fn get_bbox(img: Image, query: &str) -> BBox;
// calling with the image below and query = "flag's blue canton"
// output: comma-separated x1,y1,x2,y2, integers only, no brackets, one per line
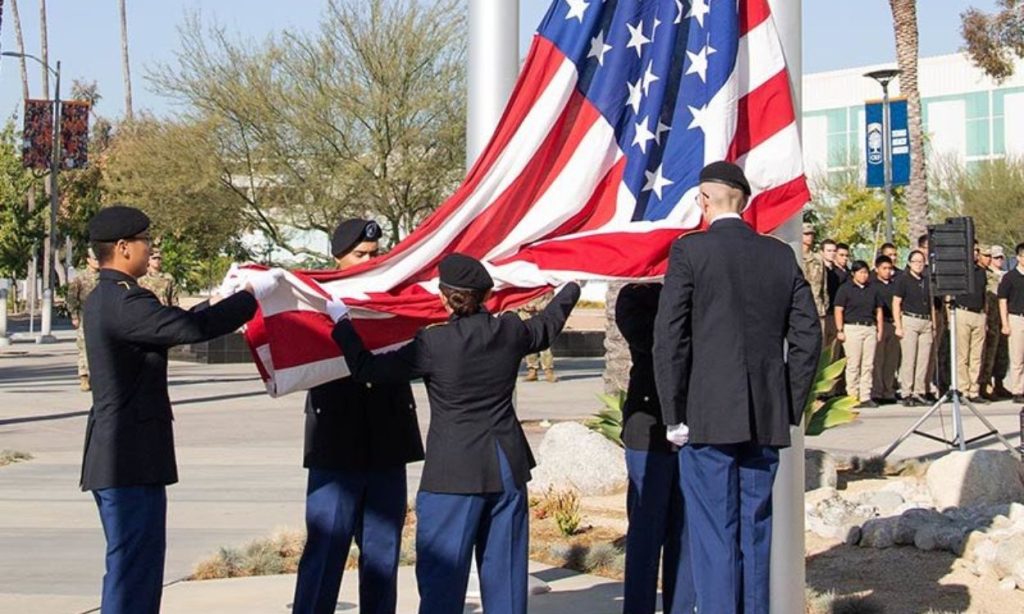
537,0,740,221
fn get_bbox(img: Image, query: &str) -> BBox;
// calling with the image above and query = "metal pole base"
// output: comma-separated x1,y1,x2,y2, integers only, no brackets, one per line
35,334,57,344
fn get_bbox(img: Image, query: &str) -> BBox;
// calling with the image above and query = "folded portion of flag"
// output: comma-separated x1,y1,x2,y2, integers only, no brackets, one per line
234,0,809,397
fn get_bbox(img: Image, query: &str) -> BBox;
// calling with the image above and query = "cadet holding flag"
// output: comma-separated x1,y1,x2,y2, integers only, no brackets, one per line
79,205,279,614
328,253,580,614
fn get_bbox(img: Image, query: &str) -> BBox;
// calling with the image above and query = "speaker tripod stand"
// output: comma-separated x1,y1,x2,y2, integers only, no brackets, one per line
881,297,1020,459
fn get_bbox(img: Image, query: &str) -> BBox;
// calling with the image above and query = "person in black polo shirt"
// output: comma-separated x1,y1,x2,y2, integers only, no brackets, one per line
954,245,990,403
834,260,884,407
998,242,1024,403
872,256,900,403
893,250,934,406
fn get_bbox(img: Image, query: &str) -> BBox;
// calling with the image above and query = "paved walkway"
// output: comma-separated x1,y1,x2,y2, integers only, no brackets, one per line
2,325,1021,612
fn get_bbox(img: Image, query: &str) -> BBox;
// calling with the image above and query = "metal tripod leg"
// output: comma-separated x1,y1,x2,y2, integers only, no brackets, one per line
959,396,1020,456
881,391,952,459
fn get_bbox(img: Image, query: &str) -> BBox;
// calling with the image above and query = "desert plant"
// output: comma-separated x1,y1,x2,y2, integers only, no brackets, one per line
550,489,583,537
190,528,305,580
804,351,860,436
583,542,621,572
586,391,625,447
0,450,32,467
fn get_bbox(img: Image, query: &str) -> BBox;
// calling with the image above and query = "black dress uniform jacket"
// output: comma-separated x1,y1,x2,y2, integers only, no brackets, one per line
615,283,671,453
332,283,581,494
652,218,822,447
80,269,258,491
303,376,424,471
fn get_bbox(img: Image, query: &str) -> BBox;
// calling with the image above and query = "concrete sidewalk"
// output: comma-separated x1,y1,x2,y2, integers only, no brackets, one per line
3,328,1023,612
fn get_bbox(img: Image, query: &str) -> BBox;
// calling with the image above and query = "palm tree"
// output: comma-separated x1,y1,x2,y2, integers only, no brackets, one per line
8,0,31,101
39,0,50,99
119,0,134,120
889,0,929,242
603,282,630,395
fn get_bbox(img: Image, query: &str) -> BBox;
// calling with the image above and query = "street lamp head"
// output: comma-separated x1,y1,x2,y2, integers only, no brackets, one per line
864,68,901,86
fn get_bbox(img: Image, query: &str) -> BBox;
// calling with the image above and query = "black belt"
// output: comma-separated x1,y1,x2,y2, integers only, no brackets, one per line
846,320,875,327
957,306,983,314
904,311,930,320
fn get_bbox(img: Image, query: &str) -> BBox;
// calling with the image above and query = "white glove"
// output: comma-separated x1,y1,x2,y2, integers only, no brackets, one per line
215,264,243,297
326,297,350,323
666,423,690,447
248,269,285,302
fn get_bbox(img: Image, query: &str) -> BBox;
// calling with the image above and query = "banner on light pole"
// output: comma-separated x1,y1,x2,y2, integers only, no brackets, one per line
865,98,910,188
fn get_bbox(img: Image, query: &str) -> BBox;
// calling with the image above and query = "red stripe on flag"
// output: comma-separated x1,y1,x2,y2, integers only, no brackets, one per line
743,175,811,233
727,70,795,160
740,0,772,35
505,228,687,279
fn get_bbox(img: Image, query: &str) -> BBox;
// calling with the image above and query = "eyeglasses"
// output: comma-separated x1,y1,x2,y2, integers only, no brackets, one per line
994,255,1005,259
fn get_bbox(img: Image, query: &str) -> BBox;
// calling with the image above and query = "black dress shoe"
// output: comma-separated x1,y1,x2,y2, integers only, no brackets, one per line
913,395,930,406
994,385,1014,400
968,396,989,405
923,393,939,403
901,398,919,408
858,400,879,408
1013,395,1024,404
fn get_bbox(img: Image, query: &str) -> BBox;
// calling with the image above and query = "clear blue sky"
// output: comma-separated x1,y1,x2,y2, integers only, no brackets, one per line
0,0,1001,121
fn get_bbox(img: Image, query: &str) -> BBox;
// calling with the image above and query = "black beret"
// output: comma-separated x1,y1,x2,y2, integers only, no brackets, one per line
87,205,151,242
439,253,493,292
699,161,751,196
331,218,382,257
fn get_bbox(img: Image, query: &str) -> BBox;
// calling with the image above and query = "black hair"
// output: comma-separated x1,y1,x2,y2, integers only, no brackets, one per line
879,242,897,253
874,255,893,268
836,242,850,252
850,260,870,274
917,234,928,248
91,241,116,264
821,239,837,248
440,285,487,317
1016,243,1024,256
907,250,925,263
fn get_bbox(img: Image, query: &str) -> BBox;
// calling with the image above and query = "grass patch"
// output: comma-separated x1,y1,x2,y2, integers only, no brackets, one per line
0,450,32,467
806,589,886,614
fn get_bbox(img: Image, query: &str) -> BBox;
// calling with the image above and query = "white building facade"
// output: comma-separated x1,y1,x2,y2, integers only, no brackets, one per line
802,53,1024,183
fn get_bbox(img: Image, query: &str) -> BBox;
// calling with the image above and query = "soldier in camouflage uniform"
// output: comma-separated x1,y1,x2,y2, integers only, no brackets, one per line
518,290,558,382
138,248,179,307
980,245,1011,399
801,223,828,331
67,251,100,391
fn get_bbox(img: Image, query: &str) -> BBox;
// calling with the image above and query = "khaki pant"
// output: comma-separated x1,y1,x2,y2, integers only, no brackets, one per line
525,349,554,371
76,324,89,377
872,321,900,400
898,316,933,397
843,324,877,402
1008,314,1024,395
955,309,987,397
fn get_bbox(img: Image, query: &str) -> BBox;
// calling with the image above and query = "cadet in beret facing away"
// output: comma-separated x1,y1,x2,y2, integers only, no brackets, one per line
79,205,279,614
327,253,580,614
292,219,424,614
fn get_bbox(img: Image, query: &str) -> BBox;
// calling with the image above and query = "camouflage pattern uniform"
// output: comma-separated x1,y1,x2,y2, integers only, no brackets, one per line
67,268,99,378
518,290,556,381
139,271,179,307
802,250,828,322
980,265,1008,395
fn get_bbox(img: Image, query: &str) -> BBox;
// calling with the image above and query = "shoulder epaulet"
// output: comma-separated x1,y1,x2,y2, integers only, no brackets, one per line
117,281,133,291
675,228,705,240
424,321,448,330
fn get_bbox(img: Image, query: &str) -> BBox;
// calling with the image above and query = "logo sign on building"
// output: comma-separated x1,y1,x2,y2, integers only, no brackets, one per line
865,98,910,188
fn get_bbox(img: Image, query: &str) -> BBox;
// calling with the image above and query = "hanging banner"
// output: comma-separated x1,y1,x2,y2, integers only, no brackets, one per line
865,98,910,188
60,100,90,169
22,99,53,170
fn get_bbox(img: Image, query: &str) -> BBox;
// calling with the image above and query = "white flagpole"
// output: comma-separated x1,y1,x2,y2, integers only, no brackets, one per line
466,0,521,604
768,1,806,613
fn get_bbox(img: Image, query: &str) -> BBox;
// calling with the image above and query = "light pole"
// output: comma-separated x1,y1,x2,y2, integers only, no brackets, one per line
864,68,901,246
2,51,61,343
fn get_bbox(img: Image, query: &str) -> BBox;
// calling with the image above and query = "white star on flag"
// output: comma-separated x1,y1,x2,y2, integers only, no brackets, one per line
644,164,675,200
675,0,686,24
685,43,717,83
687,104,709,131
587,30,613,65
632,116,657,153
655,120,671,145
642,61,660,95
626,77,644,114
565,0,590,23
625,20,651,58
688,0,711,28
651,17,662,41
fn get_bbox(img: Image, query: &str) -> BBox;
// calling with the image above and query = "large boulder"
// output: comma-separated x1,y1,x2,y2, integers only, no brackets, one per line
926,451,1024,509
529,422,627,496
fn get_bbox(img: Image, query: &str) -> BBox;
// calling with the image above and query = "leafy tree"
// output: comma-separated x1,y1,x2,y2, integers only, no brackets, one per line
0,121,45,280
961,0,1024,82
811,172,910,256
146,0,466,257
949,157,1024,250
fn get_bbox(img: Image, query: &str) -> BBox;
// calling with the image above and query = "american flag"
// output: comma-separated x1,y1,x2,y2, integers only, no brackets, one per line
240,0,809,396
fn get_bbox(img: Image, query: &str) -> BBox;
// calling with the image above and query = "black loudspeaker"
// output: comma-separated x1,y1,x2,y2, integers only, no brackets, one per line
929,217,976,296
